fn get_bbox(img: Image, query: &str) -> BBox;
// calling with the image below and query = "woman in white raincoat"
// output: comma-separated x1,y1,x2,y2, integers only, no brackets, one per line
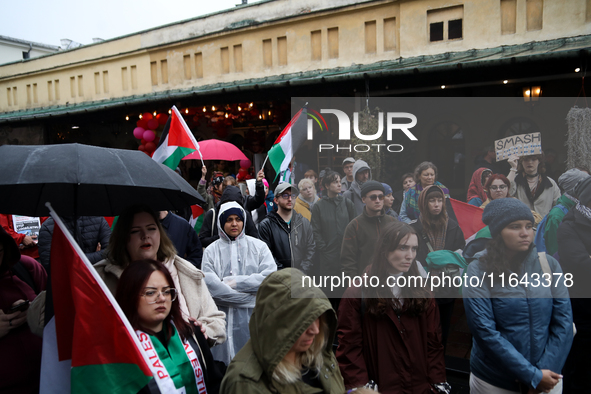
202,201,277,365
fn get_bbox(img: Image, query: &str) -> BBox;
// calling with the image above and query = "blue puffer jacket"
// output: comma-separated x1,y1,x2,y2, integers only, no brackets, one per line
463,247,573,392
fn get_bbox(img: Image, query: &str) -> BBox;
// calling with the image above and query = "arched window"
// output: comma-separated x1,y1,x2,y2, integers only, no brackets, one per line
498,117,539,139
428,121,465,191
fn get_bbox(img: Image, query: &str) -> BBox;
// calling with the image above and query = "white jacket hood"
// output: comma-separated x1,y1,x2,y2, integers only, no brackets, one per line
217,201,247,242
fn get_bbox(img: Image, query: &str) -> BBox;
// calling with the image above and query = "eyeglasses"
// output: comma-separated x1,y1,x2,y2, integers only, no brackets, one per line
141,288,178,304
490,185,507,191
279,193,294,200
368,194,384,201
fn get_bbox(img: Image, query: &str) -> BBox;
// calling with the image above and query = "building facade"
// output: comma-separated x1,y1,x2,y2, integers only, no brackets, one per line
0,0,590,194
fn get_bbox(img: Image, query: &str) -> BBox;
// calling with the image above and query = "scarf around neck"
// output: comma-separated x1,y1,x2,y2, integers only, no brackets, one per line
137,322,207,394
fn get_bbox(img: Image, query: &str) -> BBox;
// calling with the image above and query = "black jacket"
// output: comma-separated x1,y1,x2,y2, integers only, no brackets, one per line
199,186,259,248
160,211,203,269
258,211,315,274
310,195,356,277
558,208,591,331
411,218,466,266
38,216,111,270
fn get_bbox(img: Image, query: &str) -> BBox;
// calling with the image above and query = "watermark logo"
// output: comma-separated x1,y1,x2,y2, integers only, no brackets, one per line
306,108,418,153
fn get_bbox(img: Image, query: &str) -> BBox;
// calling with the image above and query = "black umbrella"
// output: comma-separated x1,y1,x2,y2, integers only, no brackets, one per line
0,143,204,217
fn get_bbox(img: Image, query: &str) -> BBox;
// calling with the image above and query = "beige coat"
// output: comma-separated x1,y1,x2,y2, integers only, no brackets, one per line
94,255,227,345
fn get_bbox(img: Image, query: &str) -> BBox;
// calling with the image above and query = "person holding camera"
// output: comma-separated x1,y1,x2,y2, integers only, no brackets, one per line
0,226,47,394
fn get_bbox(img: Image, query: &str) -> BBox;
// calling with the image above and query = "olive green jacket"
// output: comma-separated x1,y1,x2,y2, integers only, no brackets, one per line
220,269,345,394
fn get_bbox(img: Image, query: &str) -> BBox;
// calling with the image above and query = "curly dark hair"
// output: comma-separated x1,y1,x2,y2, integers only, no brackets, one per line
365,222,432,316
322,170,340,189
481,234,533,279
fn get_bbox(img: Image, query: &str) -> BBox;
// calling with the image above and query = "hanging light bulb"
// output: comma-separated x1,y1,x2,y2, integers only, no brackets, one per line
238,106,242,111
125,115,129,121
212,106,216,111
203,107,206,112
249,102,253,108
139,114,143,119
268,110,271,116
503,80,508,84
225,113,229,118
185,108,189,114
153,111,157,116
259,115,262,119
168,109,172,114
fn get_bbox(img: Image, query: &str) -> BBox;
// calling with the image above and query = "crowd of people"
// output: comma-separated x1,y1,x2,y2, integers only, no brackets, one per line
1,149,589,394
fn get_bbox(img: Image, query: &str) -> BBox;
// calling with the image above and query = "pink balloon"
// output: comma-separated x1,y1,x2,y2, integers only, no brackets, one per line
240,159,251,169
143,130,156,142
133,127,145,139
147,119,159,130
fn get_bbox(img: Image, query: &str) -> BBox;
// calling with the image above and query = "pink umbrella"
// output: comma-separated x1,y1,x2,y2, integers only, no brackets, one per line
182,139,249,161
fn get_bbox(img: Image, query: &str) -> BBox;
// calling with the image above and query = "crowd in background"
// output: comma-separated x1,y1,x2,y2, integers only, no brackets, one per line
1,146,590,394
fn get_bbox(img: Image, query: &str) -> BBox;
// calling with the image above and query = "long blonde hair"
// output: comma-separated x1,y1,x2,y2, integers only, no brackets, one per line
272,314,329,385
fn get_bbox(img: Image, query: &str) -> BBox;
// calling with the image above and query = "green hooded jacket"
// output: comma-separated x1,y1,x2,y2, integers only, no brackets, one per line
220,268,345,394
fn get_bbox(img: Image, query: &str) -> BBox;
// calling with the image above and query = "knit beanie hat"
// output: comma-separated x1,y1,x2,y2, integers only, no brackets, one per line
482,198,534,237
574,176,591,205
361,180,385,197
381,183,393,195
559,169,589,196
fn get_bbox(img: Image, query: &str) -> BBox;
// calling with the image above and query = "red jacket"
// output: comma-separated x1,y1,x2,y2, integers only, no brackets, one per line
0,226,47,394
337,286,446,394
0,214,39,259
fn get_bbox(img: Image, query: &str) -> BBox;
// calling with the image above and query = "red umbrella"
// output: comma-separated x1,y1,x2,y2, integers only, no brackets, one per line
182,139,249,161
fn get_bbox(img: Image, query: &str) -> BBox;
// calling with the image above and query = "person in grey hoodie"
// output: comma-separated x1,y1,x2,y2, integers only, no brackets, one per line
342,159,372,216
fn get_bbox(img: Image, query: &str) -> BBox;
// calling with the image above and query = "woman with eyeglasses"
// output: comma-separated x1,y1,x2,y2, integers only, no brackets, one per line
411,185,465,350
95,204,227,346
116,259,224,394
399,162,451,223
481,174,542,225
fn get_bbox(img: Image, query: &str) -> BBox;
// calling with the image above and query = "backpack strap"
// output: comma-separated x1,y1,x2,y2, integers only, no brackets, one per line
12,260,38,294
421,231,434,254
538,252,551,276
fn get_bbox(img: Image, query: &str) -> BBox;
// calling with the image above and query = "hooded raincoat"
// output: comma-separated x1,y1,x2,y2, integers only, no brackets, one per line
342,160,371,216
202,201,277,365
220,268,345,394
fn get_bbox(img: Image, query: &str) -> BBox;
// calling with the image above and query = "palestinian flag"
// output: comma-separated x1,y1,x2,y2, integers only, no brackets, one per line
40,208,153,394
152,105,201,171
449,198,486,240
189,204,205,234
268,107,307,178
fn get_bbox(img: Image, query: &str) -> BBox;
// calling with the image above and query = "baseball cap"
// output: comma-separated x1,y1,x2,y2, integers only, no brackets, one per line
275,182,298,196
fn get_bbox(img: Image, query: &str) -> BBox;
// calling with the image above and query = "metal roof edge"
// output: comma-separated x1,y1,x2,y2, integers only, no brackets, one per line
1,34,590,123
